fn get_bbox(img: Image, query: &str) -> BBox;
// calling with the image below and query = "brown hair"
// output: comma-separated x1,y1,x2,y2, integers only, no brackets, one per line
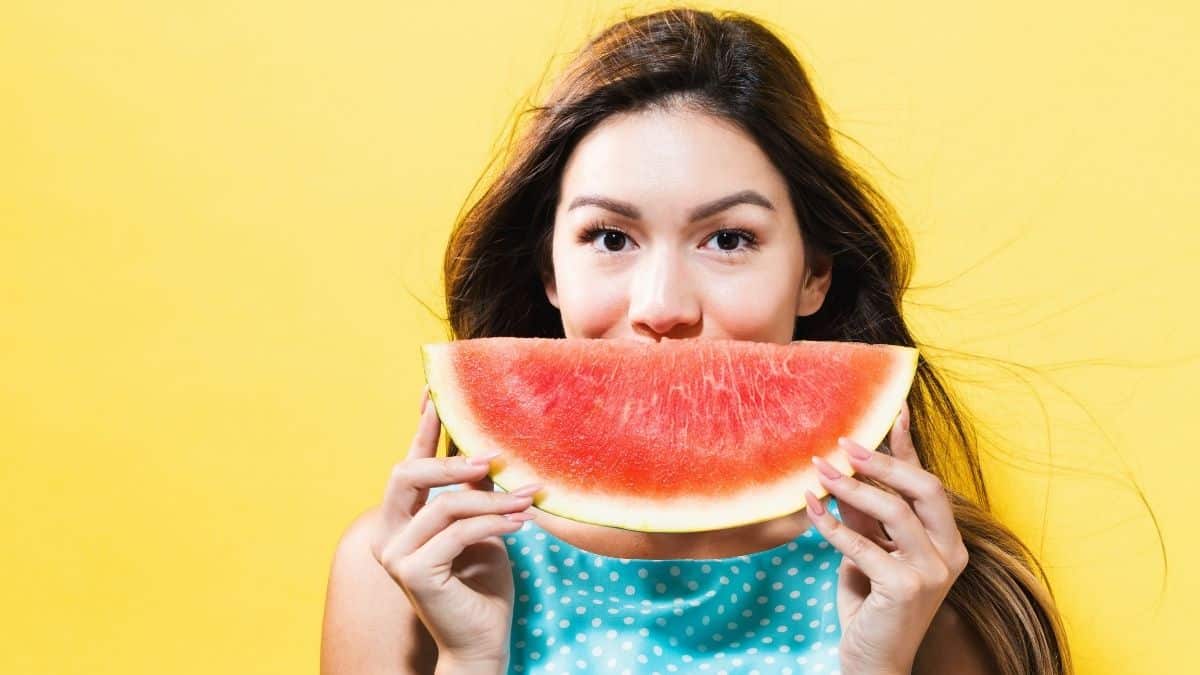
439,6,1071,673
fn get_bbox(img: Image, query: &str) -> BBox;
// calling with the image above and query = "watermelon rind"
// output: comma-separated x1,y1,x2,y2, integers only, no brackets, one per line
421,339,918,533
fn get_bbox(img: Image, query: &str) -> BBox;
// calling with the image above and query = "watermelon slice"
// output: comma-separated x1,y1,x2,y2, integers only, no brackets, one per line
421,338,919,533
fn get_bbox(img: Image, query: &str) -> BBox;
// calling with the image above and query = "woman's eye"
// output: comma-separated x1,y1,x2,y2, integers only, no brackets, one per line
600,230,628,252
581,227,632,252
704,230,757,253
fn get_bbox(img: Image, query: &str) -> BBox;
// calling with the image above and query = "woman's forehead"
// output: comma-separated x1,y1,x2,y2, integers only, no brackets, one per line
557,111,790,222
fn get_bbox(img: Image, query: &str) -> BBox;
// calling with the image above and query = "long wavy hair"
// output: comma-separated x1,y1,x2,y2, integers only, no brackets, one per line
438,7,1071,674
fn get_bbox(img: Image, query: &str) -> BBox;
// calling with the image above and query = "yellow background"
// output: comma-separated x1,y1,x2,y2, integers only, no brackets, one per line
2,1,1195,673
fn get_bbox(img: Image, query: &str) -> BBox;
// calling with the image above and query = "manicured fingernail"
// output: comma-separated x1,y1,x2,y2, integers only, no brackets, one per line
805,490,826,516
420,386,430,414
506,511,536,522
812,456,842,479
510,483,543,498
841,438,872,461
902,404,910,431
468,451,501,466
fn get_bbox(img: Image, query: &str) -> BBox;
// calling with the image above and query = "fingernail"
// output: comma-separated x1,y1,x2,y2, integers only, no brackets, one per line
805,490,826,516
841,438,872,461
812,455,842,480
468,451,501,466
506,511,536,522
420,386,430,414
510,483,543,498
902,403,910,431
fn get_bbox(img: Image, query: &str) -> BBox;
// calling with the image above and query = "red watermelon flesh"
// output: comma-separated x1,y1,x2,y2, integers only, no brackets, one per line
422,337,919,533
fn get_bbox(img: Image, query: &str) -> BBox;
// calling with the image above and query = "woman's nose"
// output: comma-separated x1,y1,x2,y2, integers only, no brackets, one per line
627,251,701,338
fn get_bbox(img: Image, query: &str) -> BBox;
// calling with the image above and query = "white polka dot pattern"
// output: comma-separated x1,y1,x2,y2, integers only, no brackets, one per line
427,485,845,673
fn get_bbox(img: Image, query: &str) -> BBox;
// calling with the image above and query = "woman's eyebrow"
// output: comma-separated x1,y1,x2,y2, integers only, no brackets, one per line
566,189,775,221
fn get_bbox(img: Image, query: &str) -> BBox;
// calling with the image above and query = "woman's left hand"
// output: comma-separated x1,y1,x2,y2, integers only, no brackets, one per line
803,400,969,675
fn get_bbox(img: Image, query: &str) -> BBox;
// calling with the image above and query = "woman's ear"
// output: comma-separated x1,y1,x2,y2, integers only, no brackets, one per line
796,251,833,317
543,270,559,309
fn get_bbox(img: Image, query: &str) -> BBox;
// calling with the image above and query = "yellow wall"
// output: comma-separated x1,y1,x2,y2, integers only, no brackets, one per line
2,1,1194,673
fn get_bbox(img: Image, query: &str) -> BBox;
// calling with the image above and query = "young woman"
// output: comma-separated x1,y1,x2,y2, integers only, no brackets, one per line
322,7,1071,675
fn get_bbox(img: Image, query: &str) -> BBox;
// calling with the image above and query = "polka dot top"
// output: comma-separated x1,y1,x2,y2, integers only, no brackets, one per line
427,485,845,674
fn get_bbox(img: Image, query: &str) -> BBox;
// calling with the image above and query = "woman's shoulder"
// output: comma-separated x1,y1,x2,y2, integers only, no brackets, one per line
913,603,999,675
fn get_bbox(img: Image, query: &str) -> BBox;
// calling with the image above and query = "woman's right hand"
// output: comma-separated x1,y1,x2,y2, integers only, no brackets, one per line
368,387,541,670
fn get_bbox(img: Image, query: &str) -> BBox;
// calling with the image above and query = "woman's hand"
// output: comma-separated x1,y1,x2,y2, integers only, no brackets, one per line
368,387,541,671
803,400,969,675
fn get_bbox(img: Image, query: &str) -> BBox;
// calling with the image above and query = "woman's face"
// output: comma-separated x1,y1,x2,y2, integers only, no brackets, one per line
545,108,832,343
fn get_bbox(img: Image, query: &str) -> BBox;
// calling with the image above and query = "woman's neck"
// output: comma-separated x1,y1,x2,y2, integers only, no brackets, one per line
529,507,814,560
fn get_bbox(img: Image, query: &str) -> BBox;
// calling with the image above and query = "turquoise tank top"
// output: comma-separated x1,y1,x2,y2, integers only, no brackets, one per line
428,485,845,674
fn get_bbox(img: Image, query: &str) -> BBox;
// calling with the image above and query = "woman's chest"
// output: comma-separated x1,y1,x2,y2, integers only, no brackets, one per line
502,521,845,674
